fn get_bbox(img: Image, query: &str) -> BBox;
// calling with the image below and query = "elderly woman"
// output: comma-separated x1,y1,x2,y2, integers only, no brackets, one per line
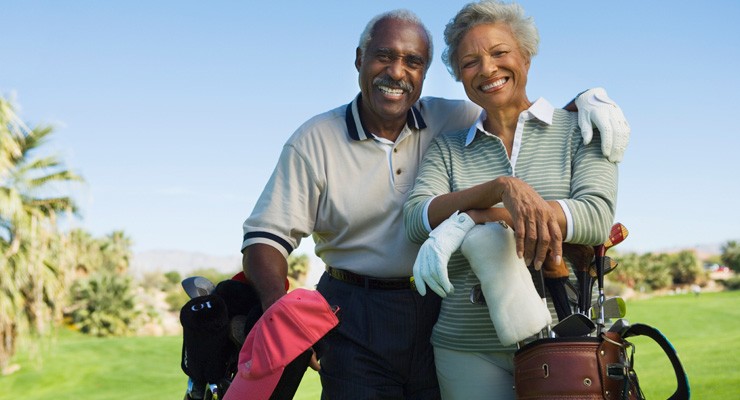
403,1,618,399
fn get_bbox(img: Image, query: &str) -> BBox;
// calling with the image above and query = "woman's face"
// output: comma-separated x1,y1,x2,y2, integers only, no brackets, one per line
456,23,531,112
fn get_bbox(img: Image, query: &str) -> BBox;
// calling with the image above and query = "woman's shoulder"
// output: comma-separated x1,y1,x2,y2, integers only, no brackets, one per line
552,108,580,130
435,126,471,147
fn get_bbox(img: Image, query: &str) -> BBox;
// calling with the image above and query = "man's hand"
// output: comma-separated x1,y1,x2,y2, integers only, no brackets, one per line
576,87,630,163
309,350,321,371
413,211,475,297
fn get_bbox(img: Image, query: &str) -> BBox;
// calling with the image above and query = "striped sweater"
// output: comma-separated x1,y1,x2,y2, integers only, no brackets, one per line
403,98,618,352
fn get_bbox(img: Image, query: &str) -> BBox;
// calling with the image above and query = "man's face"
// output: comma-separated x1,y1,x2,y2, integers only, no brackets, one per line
355,18,429,128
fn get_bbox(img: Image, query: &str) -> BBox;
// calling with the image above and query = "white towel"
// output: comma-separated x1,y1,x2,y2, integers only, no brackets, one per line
461,222,552,346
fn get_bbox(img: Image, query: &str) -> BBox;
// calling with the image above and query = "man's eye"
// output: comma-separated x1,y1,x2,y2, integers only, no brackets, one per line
405,57,425,68
377,54,392,62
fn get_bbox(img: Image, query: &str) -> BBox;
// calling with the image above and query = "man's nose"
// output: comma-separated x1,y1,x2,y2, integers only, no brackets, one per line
386,58,405,80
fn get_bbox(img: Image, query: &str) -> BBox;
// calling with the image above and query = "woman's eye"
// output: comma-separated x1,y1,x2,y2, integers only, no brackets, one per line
462,60,478,69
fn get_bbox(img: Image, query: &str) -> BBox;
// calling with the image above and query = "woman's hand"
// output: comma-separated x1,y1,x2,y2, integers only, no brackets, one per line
494,176,562,269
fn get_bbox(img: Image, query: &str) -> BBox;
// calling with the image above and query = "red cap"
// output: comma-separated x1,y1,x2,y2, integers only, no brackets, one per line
223,289,338,400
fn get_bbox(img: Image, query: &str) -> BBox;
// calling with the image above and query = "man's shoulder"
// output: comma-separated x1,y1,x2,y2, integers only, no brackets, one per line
288,103,348,142
417,96,477,112
417,97,481,134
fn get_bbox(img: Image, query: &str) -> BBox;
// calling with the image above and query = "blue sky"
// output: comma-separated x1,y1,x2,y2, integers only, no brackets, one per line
2,0,739,258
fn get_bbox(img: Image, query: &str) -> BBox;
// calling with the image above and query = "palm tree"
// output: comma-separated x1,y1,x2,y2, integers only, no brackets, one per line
100,230,133,274
0,96,84,370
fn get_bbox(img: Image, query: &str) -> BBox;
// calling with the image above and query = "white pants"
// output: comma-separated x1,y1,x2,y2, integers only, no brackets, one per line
434,347,516,400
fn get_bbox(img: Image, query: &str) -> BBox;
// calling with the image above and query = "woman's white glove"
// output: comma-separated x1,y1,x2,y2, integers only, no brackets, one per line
576,87,630,163
412,211,475,297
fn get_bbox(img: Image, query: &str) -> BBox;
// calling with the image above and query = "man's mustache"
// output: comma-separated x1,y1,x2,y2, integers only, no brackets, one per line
373,76,414,92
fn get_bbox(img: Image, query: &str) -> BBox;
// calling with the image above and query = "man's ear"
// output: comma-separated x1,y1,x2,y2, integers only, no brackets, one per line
355,47,363,71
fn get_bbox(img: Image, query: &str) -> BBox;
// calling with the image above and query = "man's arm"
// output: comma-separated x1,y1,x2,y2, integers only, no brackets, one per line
243,244,289,311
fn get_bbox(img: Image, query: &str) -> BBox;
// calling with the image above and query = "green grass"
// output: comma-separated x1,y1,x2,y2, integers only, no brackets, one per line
622,290,739,399
1,291,736,399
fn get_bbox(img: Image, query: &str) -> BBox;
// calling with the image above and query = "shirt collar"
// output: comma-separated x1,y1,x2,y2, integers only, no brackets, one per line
464,97,555,146
345,93,427,141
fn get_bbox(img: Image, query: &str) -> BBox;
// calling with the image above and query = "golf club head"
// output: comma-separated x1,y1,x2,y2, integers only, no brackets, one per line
607,318,630,336
551,313,596,337
590,297,626,320
563,243,594,272
182,276,216,299
469,284,486,305
588,256,618,278
604,223,629,250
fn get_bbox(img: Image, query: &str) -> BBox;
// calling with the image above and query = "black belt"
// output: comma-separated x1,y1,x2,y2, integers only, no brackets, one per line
326,266,415,290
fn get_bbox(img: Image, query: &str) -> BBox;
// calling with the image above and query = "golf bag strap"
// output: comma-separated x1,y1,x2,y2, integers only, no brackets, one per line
622,323,690,400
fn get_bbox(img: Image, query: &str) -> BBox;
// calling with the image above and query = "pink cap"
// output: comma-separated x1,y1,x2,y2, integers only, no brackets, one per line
223,288,338,400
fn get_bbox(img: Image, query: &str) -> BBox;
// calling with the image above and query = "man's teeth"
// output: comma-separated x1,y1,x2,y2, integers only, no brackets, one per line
481,78,507,91
378,86,404,95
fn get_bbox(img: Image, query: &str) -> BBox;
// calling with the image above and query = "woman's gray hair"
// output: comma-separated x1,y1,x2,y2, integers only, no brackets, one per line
442,0,539,80
358,9,434,72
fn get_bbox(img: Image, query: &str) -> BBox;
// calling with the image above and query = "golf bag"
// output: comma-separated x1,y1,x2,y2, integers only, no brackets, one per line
513,323,690,399
180,274,314,400
180,276,262,399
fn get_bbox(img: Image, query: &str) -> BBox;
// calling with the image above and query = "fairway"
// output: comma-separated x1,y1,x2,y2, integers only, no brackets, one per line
1,291,736,399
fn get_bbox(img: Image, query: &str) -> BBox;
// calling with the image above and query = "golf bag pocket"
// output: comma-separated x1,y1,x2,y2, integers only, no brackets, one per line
180,294,234,382
513,325,690,400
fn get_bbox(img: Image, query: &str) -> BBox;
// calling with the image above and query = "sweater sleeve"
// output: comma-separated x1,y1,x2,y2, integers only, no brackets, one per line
403,137,453,244
561,129,619,245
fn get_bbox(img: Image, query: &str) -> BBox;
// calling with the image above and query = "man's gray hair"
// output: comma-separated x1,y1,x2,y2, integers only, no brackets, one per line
358,9,434,72
442,0,539,81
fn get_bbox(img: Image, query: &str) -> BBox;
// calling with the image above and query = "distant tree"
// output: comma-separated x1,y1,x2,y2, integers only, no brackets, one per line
0,97,83,370
667,250,706,285
721,241,740,273
609,252,672,291
164,270,182,286
69,273,140,337
288,254,310,283
100,230,133,274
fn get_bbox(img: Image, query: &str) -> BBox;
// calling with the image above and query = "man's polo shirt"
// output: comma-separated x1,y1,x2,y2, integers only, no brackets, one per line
242,94,480,278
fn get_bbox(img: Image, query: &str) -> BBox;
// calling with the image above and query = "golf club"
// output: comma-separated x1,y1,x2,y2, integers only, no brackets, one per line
588,256,618,278
469,284,486,305
562,243,595,315
182,276,217,299
607,318,630,336
594,223,629,333
589,296,626,321
533,267,551,339
544,276,572,321
543,255,573,321
185,377,207,400
551,313,596,337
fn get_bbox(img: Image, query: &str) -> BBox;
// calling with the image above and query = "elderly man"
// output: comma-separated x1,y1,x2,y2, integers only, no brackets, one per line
240,9,628,400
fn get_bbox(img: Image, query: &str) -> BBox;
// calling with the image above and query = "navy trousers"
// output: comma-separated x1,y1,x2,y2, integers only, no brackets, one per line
316,272,442,400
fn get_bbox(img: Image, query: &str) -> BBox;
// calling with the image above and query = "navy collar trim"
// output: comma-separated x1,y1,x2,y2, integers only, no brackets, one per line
345,94,426,141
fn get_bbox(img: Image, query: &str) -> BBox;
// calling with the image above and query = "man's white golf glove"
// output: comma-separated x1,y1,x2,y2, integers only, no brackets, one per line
413,211,475,297
576,87,630,163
